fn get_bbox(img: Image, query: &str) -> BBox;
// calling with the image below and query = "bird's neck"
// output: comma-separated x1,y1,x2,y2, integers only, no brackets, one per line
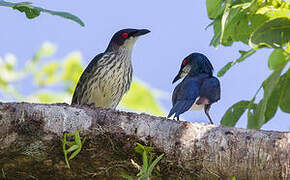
188,68,201,76
106,38,137,54
106,45,133,58
188,68,212,78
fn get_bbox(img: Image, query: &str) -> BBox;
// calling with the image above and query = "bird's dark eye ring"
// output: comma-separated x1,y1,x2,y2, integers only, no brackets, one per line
183,59,188,66
122,32,128,38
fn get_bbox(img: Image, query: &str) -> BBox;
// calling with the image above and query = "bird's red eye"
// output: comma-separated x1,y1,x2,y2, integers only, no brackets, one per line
122,32,128,38
183,59,188,66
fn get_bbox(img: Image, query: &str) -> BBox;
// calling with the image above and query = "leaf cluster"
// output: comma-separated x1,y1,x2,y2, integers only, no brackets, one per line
206,0,290,128
62,130,87,168
121,143,164,180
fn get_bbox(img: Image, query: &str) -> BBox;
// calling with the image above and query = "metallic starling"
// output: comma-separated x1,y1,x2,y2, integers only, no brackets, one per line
167,53,221,124
71,28,150,108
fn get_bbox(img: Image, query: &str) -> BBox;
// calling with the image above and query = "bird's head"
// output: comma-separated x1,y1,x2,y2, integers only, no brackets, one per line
172,53,214,83
106,28,150,52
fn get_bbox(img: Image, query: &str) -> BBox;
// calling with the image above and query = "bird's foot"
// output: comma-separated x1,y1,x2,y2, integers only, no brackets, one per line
89,103,96,108
173,117,180,121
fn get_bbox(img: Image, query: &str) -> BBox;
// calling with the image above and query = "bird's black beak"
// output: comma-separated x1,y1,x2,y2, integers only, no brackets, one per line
132,29,150,37
172,70,182,84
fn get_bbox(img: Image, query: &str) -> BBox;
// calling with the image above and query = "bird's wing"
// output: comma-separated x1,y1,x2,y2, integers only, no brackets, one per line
168,78,200,118
171,83,181,106
199,76,221,104
71,53,104,104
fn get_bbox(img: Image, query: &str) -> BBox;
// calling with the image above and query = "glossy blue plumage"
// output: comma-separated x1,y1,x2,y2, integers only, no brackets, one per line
168,53,221,123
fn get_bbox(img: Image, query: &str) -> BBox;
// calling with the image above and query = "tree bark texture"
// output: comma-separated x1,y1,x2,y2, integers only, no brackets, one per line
0,102,289,179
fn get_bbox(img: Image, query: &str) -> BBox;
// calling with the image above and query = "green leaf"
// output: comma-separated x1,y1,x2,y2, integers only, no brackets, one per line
221,100,250,127
62,134,70,168
136,171,144,177
69,148,81,160
206,0,225,19
65,141,76,147
247,102,258,129
137,174,147,180
209,18,222,47
135,143,154,156
279,68,290,113
268,48,288,70
66,144,79,153
81,136,87,145
264,81,281,123
120,172,133,180
142,151,148,172
247,69,283,129
249,17,290,49
0,0,85,26
74,130,82,146
217,62,232,77
218,49,256,77
147,153,164,176
134,143,145,155
220,2,252,46
14,4,40,18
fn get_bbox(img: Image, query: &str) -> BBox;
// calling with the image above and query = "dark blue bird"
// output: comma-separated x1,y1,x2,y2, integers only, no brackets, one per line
167,53,221,124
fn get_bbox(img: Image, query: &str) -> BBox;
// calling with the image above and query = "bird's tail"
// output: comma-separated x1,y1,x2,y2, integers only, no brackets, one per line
168,100,193,119
167,108,175,119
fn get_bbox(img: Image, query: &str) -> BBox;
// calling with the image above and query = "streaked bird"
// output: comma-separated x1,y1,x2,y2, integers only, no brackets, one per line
71,28,150,108
167,53,221,124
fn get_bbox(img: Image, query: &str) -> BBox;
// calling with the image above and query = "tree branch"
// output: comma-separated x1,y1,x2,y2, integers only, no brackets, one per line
0,102,289,179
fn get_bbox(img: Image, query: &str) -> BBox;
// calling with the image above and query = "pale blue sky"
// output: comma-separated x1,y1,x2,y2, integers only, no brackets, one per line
1,0,289,131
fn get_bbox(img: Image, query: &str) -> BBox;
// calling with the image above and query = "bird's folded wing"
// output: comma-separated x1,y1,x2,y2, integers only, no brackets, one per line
199,77,221,103
168,80,199,118
71,53,104,104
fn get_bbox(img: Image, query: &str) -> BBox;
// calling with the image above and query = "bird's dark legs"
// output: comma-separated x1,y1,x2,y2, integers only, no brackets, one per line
204,104,214,124
173,116,180,121
89,102,96,108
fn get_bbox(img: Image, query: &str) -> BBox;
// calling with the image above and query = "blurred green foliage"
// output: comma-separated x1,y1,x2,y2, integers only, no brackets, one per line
207,0,290,129
0,0,84,26
0,42,165,116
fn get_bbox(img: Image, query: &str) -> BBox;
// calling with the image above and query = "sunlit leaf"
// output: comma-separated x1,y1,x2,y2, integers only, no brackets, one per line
247,69,283,129
66,145,79,153
0,0,85,26
206,0,225,19
135,143,154,155
68,148,81,160
268,48,288,70
279,68,290,113
74,130,82,146
221,100,250,127
249,17,290,49
120,80,166,116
